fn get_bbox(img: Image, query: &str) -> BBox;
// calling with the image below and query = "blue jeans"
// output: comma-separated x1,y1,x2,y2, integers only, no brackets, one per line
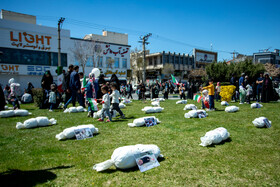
209,95,214,109
100,108,112,121
64,90,83,108
50,103,55,110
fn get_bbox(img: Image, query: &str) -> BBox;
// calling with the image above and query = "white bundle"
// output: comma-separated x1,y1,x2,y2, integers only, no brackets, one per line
4,106,8,110
0,109,31,118
128,116,161,127
225,106,239,113
151,98,165,102
184,110,207,118
93,110,117,118
176,100,187,104
183,104,197,110
16,117,57,129
252,117,271,128
64,106,87,113
221,101,229,106
119,103,126,109
251,103,263,109
151,101,160,107
141,106,164,113
93,144,162,171
200,127,230,147
55,124,98,140
121,99,132,104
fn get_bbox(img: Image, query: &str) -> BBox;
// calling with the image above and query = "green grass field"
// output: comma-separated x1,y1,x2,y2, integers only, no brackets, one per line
0,99,279,186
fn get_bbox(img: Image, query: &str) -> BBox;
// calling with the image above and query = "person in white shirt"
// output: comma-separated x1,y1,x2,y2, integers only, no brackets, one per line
110,83,125,118
97,85,112,122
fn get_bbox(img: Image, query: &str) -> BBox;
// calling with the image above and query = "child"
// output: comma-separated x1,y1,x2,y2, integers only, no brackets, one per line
110,83,125,119
85,73,97,117
49,84,57,112
239,85,246,104
215,82,221,101
97,85,112,122
202,79,215,111
201,90,210,109
8,78,21,110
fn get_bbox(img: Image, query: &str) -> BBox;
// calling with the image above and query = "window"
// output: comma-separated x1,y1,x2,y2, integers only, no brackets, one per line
98,56,103,67
114,57,119,68
122,58,127,68
149,58,153,65
0,47,67,67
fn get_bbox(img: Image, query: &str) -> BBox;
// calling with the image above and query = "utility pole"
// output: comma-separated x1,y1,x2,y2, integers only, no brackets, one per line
138,33,152,84
57,17,65,74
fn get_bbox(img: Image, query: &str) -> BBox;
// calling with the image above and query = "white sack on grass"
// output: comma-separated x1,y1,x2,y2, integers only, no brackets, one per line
16,117,57,129
64,106,87,113
252,117,271,128
221,101,229,106
251,103,263,109
0,109,31,118
183,104,197,110
128,116,161,127
141,106,164,113
121,99,132,104
225,106,239,113
184,110,208,118
4,106,8,110
151,98,165,102
55,124,98,140
93,144,162,171
151,101,160,107
119,103,126,109
93,110,117,118
176,100,187,104
200,127,230,147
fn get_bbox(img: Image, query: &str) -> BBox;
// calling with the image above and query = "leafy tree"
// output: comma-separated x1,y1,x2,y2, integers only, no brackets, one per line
264,63,280,78
130,48,147,83
162,63,175,78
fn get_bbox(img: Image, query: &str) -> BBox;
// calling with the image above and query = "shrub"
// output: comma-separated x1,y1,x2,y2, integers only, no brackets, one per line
32,88,43,107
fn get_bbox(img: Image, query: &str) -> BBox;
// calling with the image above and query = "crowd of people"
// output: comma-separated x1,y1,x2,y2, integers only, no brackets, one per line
0,66,279,116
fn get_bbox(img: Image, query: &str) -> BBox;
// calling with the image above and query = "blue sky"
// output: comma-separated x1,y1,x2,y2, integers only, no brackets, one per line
1,0,280,61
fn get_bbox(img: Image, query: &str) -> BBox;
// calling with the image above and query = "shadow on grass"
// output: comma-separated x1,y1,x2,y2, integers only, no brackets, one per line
207,137,232,148
100,156,166,173
0,165,73,186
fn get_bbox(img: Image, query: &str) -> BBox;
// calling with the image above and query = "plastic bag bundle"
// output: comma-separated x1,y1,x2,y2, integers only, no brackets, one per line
225,106,239,113
141,106,164,113
93,144,162,171
55,124,98,140
64,106,87,113
184,110,208,118
16,117,57,129
119,103,126,109
93,110,117,118
151,98,165,102
252,117,271,128
151,101,160,107
221,101,229,106
128,116,161,127
183,104,197,110
176,100,187,104
251,103,263,109
121,99,132,104
0,109,31,118
200,127,230,147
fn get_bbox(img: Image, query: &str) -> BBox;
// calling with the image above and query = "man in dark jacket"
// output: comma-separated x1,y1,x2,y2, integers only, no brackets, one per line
62,64,73,104
64,66,82,108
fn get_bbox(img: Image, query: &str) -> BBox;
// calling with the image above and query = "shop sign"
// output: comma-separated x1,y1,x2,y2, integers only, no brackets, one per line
27,65,50,75
0,64,20,74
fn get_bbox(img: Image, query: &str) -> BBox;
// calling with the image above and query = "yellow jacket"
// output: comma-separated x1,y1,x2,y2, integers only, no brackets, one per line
203,84,214,95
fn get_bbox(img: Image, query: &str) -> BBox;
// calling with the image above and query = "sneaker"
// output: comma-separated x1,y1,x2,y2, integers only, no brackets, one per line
239,102,244,104
87,112,91,117
49,109,53,112
98,118,104,122
121,115,125,119
106,119,111,122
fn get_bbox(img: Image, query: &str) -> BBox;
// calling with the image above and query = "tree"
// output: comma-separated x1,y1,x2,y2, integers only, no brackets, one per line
130,48,147,83
71,40,97,73
264,63,280,78
162,63,175,78
188,68,207,80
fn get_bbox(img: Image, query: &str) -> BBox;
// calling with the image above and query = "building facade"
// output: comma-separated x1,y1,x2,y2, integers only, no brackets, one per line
253,49,280,66
0,10,130,90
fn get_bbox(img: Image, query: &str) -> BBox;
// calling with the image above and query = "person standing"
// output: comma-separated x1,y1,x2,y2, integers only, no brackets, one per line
162,82,169,100
8,78,21,110
215,82,221,101
126,82,133,99
178,83,186,100
97,85,112,122
239,73,246,104
230,74,237,102
256,73,264,102
202,79,215,111
261,73,273,103
41,70,53,108
110,83,125,119
97,74,106,99
85,73,97,117
139,83,146,101
62,64,74,105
